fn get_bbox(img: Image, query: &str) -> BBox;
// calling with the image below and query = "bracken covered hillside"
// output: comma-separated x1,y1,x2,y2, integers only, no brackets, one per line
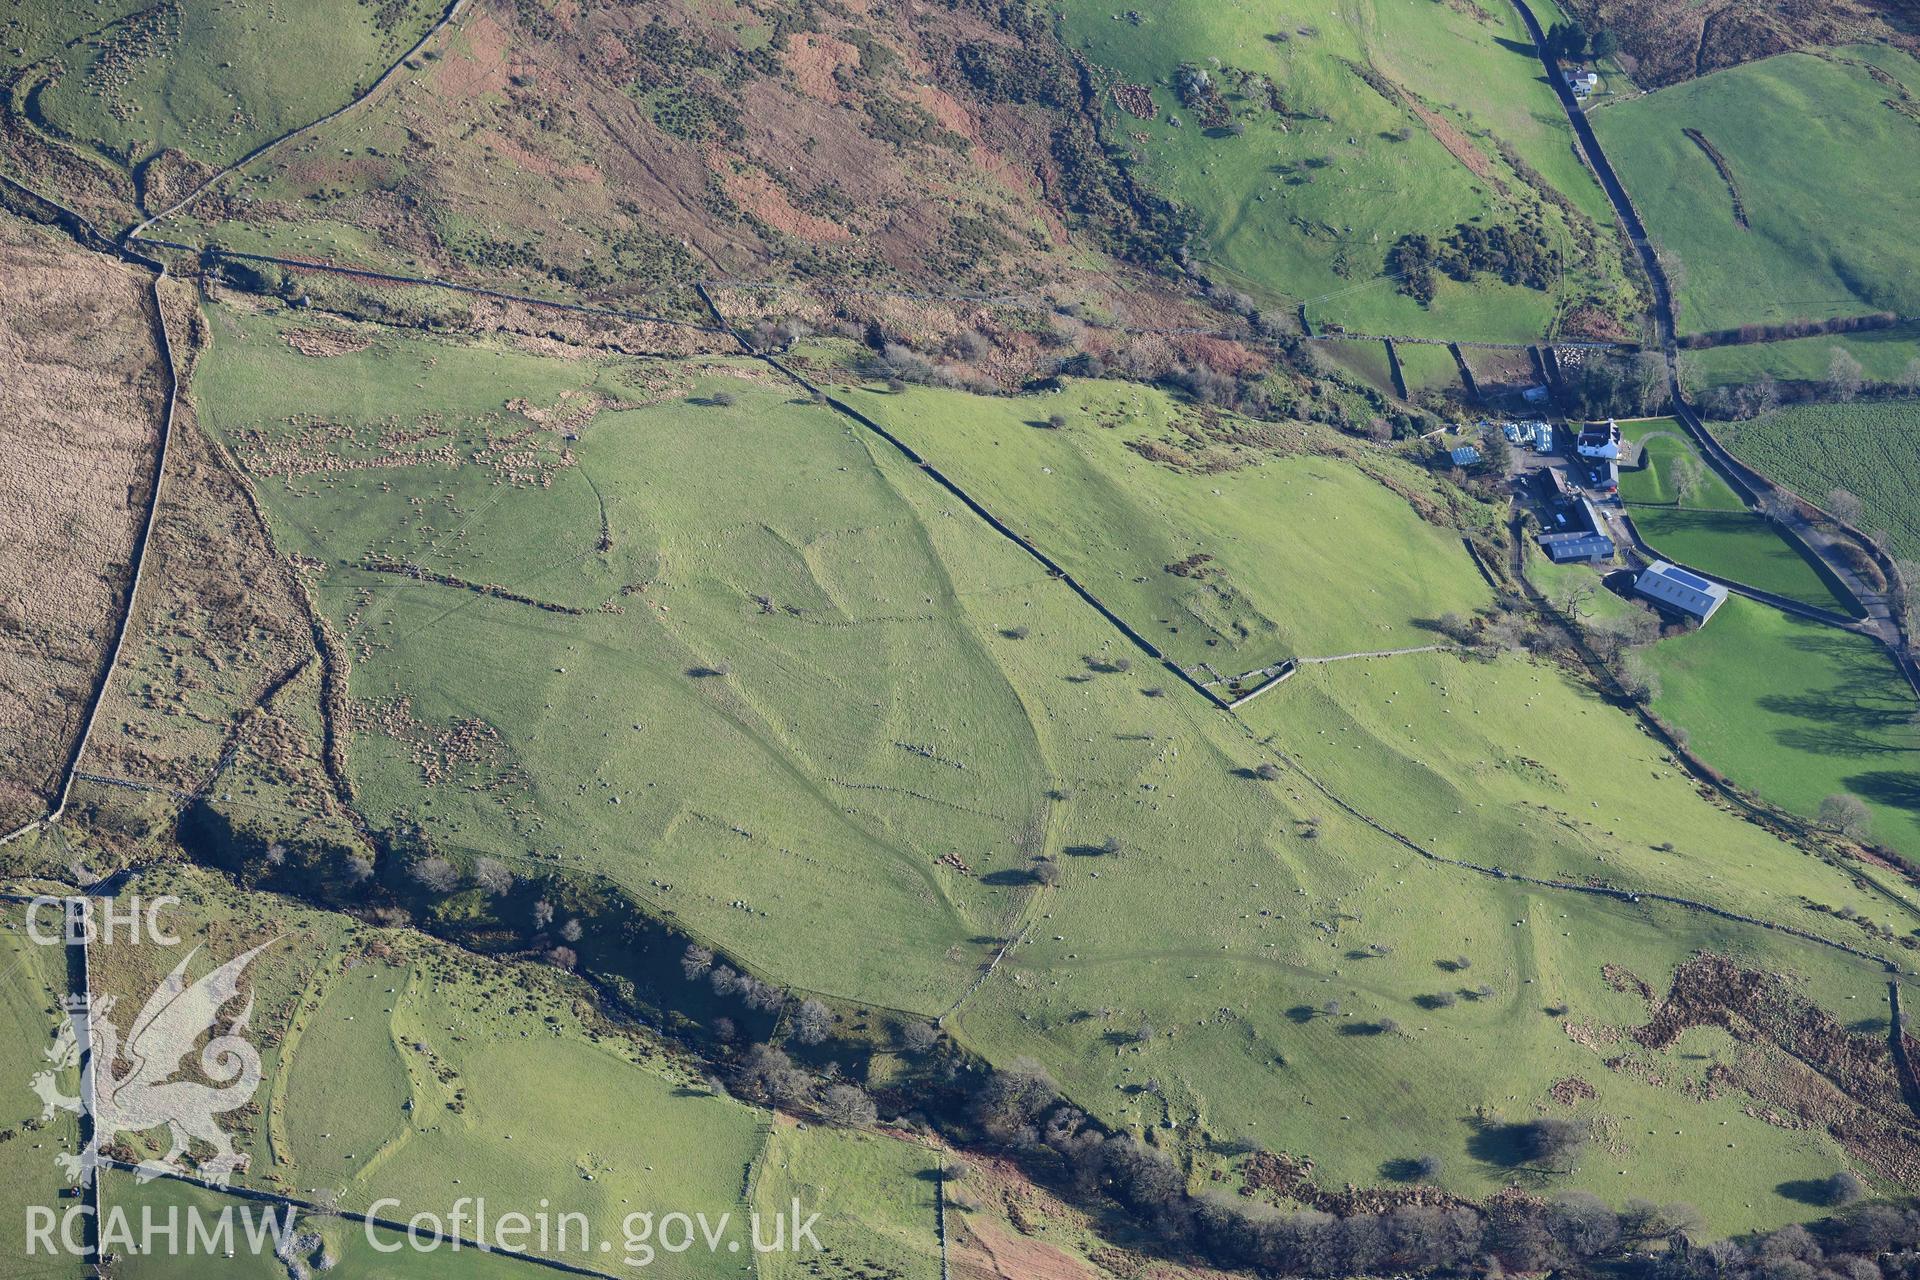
157,0,1188,311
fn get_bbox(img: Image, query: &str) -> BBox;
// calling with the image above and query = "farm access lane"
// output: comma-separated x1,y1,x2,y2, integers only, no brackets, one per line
1506,0,1914,684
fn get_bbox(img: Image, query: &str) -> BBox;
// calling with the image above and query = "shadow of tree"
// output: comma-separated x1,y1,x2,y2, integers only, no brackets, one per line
1380,1156,1437,1182
1846,769,1920,816
1465,1122,1529,1167
1776,1178,1836,1206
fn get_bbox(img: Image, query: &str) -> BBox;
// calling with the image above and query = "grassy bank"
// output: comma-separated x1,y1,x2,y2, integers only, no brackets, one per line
1619,421,1855,613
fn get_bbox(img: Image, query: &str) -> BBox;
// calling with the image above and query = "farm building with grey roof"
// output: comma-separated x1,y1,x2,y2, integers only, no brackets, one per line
1634,560,1729,623
1540,531,1615,563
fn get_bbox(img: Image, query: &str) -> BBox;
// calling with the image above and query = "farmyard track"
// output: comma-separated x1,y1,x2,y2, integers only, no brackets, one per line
1506,0,1917,690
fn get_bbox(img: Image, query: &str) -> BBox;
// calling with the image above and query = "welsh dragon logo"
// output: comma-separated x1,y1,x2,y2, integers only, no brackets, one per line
32,941,274,1188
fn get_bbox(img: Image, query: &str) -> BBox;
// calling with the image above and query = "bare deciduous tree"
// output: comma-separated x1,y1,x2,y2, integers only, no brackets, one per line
1635,351,1669,415
410,856,460,894
682,945,715,981
738,1044,810,1105
1555,578,1597,621
793,998,832,1045
1822,1170,1867,1206
818,1083,877,1128
1828,347,1865,402
474,857,513,895
1517,1116,1587,1170
1619,652,1661,703
740,977,785,1012
1669,453,1706,509
1900,356,1920,396
1818,793,1872,840
972,1057,1057,1140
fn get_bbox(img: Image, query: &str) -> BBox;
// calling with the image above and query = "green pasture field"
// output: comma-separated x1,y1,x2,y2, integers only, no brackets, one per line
1060,0,1629,341
1394,341,1464,394
1593,46,1920,334
1618,421,1856,614
107,1126,1077,1280
958,866,1895,1233
0,2,149,71
953,648,1904,1230
285,960,762,1274
752,1121,940,1280
1647,596,1920,866
85,866,367,1194
207,661,365,856
1685,330,1920,391
177,213,399,276
1463,345,1538,392
186,308,1909,1231
0,902,84,1277
1255,650,1899,932
31,0,442,170
1529,556,1635,623
1721,402,1920,560
841,379,1498,674
924,621,1905,1235
99,1173,565,1279
1321,339,1398,398
191,304,1063,1013
1621,421,1746,510
87,868,766,1275
191,309,1493,1003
